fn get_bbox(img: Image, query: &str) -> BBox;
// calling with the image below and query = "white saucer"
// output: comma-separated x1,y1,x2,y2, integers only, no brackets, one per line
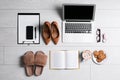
92,53,107,65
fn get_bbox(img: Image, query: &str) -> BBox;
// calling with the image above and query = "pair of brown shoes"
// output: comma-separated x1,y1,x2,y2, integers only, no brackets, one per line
42,21,60,45
23,51,47,77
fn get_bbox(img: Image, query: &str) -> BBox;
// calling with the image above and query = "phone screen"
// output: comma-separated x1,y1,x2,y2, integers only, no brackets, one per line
26,26,33,39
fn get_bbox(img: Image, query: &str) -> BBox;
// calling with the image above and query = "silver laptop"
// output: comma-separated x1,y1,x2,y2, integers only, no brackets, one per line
62,4,95,43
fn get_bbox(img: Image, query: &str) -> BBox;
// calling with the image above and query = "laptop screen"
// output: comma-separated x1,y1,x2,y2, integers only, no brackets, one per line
63,4,95,21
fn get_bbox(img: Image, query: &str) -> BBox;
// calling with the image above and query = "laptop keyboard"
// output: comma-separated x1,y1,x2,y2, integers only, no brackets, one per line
65,23,92,33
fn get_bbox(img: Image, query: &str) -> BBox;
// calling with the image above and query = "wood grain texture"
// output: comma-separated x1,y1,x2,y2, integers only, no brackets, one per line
91,65,120,80
0,0,120,9
0,65,90,80
0,0,120,80
0,47,4,64
0,28,17,44
0,0,54,10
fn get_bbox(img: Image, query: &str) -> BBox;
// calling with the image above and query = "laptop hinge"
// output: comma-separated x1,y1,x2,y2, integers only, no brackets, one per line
66,20,91,22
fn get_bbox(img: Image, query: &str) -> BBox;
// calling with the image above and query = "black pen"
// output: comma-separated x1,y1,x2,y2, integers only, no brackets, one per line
35,27,36,39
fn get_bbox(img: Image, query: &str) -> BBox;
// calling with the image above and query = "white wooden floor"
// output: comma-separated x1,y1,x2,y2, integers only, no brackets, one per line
0,0,120,80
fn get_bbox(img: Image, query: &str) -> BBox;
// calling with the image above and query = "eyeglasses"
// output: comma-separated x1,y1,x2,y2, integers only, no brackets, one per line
96,28,101,42
102,33,106,43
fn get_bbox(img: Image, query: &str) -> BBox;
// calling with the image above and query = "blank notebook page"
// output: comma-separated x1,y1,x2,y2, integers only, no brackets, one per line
66,51,79,69
50,51,65,69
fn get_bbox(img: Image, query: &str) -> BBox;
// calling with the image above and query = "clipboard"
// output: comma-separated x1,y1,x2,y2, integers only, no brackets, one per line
17,13,40,44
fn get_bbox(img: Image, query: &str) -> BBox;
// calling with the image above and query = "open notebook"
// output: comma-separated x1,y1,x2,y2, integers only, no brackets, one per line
49,50,80,70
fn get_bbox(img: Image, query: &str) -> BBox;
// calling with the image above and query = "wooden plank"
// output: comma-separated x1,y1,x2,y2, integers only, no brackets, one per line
94,10,120,28
0,65,90,80
0,0,120,9
0,28,17,44
0,47,4,64
91,65,120,80
0,0,54,9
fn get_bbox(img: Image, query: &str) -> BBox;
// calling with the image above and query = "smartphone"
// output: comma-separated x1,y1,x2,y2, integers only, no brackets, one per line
26,26,33,39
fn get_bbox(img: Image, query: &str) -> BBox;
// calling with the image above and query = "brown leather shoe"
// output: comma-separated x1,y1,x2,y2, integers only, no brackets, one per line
51,21,60,44
42,21,51,45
